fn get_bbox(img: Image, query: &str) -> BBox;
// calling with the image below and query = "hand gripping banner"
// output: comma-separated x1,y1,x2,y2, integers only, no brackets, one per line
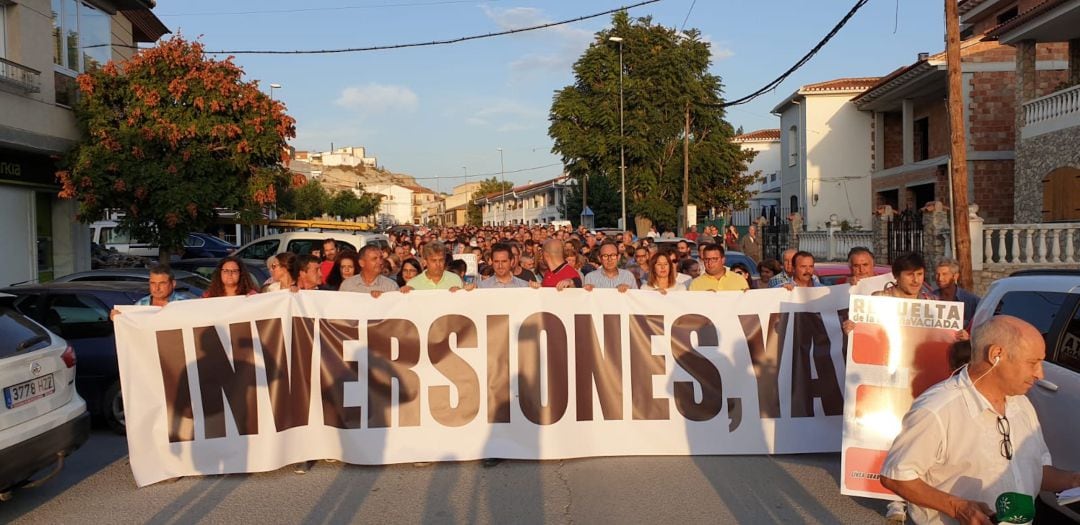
114,287,854,486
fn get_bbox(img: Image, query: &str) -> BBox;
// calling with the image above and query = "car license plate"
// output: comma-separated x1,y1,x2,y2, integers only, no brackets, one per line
3,374,55,409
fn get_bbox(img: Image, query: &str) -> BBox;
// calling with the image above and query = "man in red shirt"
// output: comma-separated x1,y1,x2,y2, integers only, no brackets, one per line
319,238,337,282
540,239,580,290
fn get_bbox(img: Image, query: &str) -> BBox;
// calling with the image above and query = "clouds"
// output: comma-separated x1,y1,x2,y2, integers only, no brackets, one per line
461,99,546,132
335,83,419,113
481,6,594,79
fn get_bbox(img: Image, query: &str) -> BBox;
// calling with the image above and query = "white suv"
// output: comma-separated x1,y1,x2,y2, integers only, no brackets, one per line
233,231,390,261
971,270,1080,471
0,293,90,498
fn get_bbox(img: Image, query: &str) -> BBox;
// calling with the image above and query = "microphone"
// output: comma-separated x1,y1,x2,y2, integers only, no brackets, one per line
994,492,1035,524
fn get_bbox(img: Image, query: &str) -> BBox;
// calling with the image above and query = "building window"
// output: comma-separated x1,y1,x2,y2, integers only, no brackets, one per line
914,117,929,162
0,5,7,59
51,0,111,104
787,126,799,167
770,173,777,182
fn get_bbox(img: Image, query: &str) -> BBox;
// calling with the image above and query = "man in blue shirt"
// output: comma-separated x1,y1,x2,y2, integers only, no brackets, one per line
136,264,188,306
933,257,980,327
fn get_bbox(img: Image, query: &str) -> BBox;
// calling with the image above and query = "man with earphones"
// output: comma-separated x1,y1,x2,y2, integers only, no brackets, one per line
880,316,1080,524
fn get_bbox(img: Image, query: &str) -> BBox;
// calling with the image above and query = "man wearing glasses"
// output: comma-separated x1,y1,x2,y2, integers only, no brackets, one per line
582,241,637,292
880,316,1080,524
687,244,748,292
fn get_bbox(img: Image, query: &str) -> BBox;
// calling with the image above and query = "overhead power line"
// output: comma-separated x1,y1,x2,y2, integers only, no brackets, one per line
720,0,871,108
203,0,663,55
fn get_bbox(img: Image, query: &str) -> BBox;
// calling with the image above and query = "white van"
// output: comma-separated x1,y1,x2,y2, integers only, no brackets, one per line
88,220,157,258
233,231,390,261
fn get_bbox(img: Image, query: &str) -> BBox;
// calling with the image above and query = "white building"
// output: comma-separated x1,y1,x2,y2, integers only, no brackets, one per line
733,129,782,218
365,183,414,225
0,0,167,285
317,146,377,168
772,78,879,231
476,175,571,226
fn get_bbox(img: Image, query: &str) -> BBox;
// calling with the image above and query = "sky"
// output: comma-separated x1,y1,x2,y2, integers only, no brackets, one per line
151,0,948,191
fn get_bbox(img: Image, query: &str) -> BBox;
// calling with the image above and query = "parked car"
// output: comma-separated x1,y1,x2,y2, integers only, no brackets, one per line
52,269,210,296
89,220,236,259
813,262,893,286
0,282,178,434
233,231,391,261
182,233,236,259
0,293,90,496
168,258,269,290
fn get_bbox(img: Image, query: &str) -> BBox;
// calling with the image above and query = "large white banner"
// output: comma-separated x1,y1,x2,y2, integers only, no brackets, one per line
115,287,853,486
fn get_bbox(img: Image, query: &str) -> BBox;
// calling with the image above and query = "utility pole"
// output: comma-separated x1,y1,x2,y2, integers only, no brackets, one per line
682,102,690,236
945,0,973,288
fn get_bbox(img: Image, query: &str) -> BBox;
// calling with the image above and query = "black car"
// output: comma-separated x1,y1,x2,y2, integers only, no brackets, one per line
0,281,199,433
183,233,237,259
52,268,211,296
169,257,269,291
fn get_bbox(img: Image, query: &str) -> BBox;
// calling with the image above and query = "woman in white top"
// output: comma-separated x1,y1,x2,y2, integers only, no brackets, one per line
640,252,686,293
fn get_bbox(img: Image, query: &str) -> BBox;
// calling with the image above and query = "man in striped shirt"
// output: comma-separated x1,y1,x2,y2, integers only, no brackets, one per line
583,241,638,292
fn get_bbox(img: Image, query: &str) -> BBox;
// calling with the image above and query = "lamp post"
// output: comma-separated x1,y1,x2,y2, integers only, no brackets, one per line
497,148,506,226
269,83,282,101
609,36,626,232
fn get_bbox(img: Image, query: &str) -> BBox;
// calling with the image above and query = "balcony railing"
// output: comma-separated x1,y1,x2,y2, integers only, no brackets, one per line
1022,84,1080,139
0,57,42,94
982,223,1080,266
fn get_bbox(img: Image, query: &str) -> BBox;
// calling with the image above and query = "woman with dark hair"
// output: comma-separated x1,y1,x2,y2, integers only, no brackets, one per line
396,257,422,287
263,252,300,292
641,252,684,293
730,262,755,289
324,251,359,290
203,256,258,297
757,259,782,289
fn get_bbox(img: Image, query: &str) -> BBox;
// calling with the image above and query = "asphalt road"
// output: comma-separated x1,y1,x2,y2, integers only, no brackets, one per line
1,429,889,524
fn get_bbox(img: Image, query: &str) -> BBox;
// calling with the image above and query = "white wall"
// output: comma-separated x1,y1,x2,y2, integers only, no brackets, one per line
803,95,873,230
779,103,805,219
741,140,781,195
0,186,35,286
366,184,413,225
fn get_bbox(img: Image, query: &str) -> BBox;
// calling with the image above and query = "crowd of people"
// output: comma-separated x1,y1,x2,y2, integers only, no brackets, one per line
121,224,987,311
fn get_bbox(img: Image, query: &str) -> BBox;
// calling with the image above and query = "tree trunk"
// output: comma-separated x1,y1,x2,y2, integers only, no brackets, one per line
159,247,172,265
634,215,652,239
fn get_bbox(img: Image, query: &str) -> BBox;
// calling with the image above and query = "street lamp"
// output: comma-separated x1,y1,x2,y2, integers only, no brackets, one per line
269,83,282,101
609,36,626,232
497,148,506,226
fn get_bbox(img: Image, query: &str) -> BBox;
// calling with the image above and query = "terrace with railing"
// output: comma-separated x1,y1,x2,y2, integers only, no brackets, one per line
0,57,41,94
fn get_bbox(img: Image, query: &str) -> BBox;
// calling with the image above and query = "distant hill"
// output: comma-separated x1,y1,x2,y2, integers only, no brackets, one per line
314,165,432,193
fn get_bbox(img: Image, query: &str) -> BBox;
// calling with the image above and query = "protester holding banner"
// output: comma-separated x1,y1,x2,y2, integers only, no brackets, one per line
777,251,820,290
847,246,877,286
323,251,359,291
263,252,299,293
540,239,580,290
873,253,939,301
933,258,981,328
401,241,463,292
768,248,823,288
340,245,400,296
203,257,258,298
395,257,422,287
470,243,537,289
640,252,686,293
110,263,188,319
687,244,749,292
583,241,638,292
880,316,1080,525
297,254,323,291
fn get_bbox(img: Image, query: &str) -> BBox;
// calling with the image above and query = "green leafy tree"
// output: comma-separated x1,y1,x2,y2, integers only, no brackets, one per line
328,187,382,219
467,177,514,226
549,12,756,234
57,36,296,259
281,179,330,219
560,174,621,228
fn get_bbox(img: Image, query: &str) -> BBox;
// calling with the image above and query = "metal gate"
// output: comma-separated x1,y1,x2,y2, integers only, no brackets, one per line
886,209,924,263
760,212,790,262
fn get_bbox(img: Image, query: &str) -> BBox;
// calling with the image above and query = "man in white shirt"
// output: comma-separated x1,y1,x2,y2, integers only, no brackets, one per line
880,315,1080,524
